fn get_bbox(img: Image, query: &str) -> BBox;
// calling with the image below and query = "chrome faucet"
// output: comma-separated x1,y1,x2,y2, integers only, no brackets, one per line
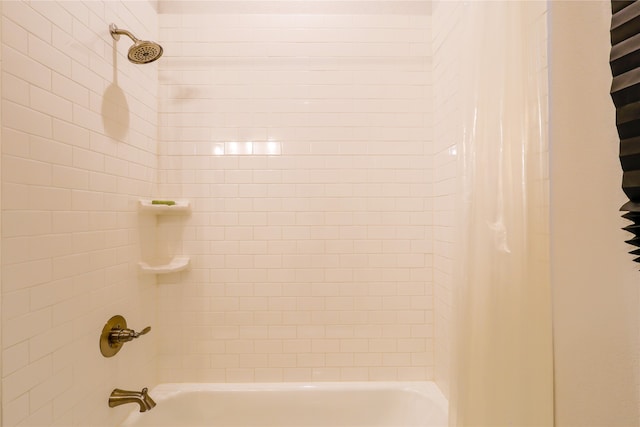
108,388,156,412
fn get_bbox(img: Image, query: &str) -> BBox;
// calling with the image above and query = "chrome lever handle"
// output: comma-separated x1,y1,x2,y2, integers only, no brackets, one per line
100,315,151,357
109,325,151,344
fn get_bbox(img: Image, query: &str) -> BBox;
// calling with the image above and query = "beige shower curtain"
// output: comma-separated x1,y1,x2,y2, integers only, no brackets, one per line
449,2,554,426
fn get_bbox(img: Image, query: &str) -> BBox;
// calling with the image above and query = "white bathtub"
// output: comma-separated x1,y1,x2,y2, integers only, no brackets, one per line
120,382,448,427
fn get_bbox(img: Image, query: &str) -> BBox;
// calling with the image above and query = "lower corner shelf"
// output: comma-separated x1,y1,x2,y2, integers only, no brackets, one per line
138,257,190,274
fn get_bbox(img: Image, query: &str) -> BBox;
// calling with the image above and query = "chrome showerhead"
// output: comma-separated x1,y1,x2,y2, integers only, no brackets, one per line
110,23,163,64
127,40,163,64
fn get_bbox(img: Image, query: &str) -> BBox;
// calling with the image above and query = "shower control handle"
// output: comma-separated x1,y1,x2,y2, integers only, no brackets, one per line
109,325,151,344
99,315,151,357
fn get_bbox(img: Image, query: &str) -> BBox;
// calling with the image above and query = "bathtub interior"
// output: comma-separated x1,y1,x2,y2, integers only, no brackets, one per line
120,382,448,427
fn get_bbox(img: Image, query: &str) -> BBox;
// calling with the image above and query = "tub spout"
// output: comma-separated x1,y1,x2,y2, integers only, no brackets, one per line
109,387,156,412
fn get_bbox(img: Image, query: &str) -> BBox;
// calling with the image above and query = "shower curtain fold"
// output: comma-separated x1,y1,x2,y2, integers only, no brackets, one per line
448,2,554,426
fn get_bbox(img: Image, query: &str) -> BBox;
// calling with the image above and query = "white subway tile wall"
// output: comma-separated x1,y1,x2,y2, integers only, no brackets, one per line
1,1,159,426
0,0,436,424
157,4,434,382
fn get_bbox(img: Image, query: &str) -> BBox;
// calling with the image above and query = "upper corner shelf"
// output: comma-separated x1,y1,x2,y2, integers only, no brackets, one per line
138,199,190,214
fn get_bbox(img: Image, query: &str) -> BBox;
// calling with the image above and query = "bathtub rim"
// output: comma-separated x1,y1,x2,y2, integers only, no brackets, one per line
148,380,448,413
121,381,449,427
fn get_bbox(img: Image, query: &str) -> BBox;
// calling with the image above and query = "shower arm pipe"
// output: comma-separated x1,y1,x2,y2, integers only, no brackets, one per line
110,24,139,42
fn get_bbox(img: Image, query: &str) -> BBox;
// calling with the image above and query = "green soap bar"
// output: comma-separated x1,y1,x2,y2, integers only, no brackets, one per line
151,200,176,206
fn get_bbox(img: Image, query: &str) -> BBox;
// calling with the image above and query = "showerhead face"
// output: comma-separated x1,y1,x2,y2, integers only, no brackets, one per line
128,40,163,64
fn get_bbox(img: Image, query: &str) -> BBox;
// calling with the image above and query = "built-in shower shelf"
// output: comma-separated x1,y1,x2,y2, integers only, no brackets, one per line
138,198,190,276
138,199,190,214
138,257,190,274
